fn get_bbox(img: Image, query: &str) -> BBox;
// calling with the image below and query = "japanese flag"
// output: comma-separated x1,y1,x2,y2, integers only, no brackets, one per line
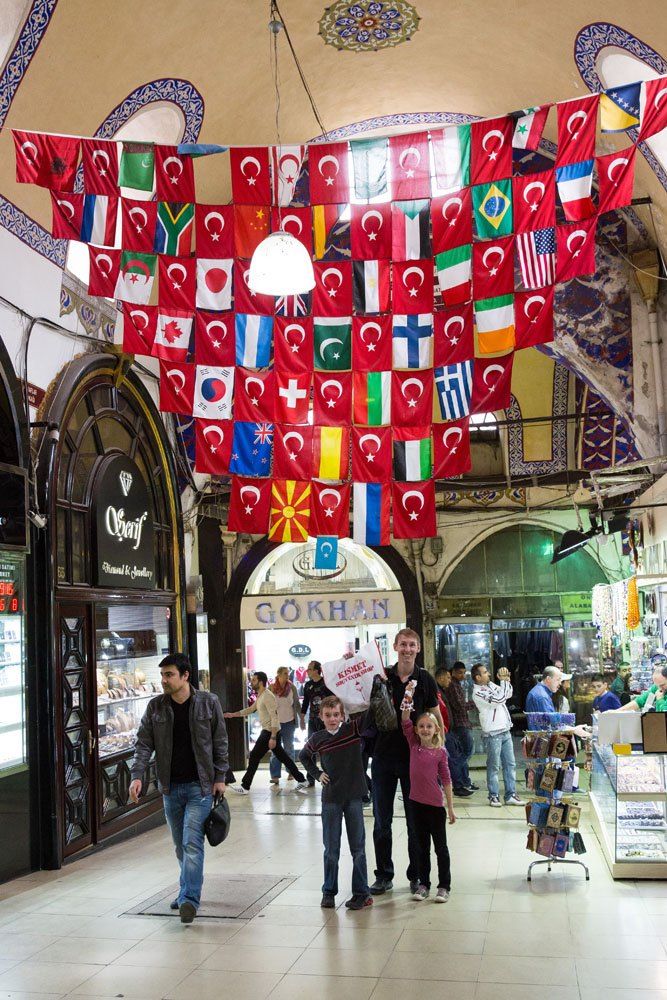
196,258,233,311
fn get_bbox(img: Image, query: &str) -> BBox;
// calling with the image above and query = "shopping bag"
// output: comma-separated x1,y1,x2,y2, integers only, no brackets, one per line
321,641,386,713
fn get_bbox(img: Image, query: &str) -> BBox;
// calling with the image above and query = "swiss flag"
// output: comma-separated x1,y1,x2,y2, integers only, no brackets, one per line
230,147,271,204
313,371,353,426
13,130,80,189
472,236,515,299
121,198,158,253
556,218,596,282
392,371,433,427
121,304,157,356
309,481,351,538
352,315,392,372
639,78,667,140
233,259,275,315
470,117,513,184
195,204,234,257
309,142,351,204
433,302,474,365
270,206,313,254
471,355,514,414
275,371,312,424
155,145,196,202
158,255,196,309
196,258,233,311
431,188,472,254
313,261,353,317
227,476,272,534
556,95,599,166
389,131,431,200
273,424,314,480
512,170,556,234
596,147,636,214
392,480,437,538
274,316,314,373
350,204,392,260
195,311,236,366
82,139,119,195
392,260,435,313
433,418,471,477
50,192,83,239
194,419,233,475
515,287,555,349
88,247,120,297
234,367,276,422
351,426,392,482
159,361,195,415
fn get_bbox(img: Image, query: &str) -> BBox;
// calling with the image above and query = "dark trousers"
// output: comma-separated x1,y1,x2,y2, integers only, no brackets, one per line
412,801,451,891
447,726,474,789
242,729,306,790
306,719,324,784
371,752,419,882
321,799,369,897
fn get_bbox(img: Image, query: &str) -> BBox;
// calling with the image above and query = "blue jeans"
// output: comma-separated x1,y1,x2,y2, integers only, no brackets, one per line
270,720,297,778
163,783,212,909
371,753,419,882
483,730,517,801
321,799,369,897
446,726,474,789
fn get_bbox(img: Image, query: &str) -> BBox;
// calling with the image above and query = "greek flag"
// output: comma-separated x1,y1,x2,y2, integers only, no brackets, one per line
434,361,473,420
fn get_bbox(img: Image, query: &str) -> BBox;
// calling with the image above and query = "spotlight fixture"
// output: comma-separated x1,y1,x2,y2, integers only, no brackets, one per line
551,528,598,564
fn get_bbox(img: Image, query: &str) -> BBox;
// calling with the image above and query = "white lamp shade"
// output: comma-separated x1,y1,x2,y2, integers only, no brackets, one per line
248,231,316,296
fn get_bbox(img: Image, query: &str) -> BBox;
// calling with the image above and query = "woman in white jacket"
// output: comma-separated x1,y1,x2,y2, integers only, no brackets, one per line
471,665,524,808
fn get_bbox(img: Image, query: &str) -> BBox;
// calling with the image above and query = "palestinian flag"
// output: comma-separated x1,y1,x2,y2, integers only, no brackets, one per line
435,245,472,305
353,371,391,426
119,141,154,192
474,294,515,355
313,426,350,480
154,201,194,256
353,260,390,314
391,199,431,261
268,480,311,543
393,427,432,482
114,250,156,305
314,317,352,371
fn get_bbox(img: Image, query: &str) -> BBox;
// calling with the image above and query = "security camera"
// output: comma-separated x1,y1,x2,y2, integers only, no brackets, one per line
27,510,47,529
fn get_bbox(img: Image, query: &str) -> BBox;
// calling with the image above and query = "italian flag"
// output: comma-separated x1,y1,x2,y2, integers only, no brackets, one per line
435,245,471,303
353,371,391,426
474,294,515,355
393,427,432,481
431,124,470,190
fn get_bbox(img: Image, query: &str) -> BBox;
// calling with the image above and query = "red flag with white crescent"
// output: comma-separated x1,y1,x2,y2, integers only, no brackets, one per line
350,203,392,260
274,316,314,373
273,424,314,480
313,371,353,426
556,95,599,166
472,235,515,299
194,419,233,475
234,367,276,422
155,145,195,202
512,170,556,234
121,304,157,356
230,146,271,204
233,259,275,315
82,138,119,195
391,370,433,427
515,287,555,350
227,476,272,534
433,302,474,365
12,130,80,189
470,117,513,185
470,355,513,415
639,78,667,140
50,191,83,240
433,418,471,478
270,144,306,206
596,146,636,214
87,246,120,297
309,481,351,539
270,206,313,254
195,204,234,257
392,480,436,539
313,261,353,317
309,141,351,204
431,188,472,254
352,315,392,372
389,131,431,200
195,311,236,366
274,371,312,424
158,255,196,309
392,260,435,313
121,197,158,253
555,218,596,282
158,360,195,414
351,426,392,483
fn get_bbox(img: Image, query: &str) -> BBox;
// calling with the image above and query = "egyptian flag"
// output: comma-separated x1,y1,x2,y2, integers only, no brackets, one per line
391,200,431,261
433,418,471,478
353,260,391,314
194,419,233,475
350,203,392,260
309,481,351,539
393,426,433,482
312,203,348,260
392,480,437,539
13,130,80,189
353,482,391,546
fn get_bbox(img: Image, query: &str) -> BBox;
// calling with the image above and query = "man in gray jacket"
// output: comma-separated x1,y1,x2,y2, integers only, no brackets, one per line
129,653,228,923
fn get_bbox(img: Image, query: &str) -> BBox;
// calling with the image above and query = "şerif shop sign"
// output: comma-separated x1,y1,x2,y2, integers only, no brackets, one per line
93,455,156,590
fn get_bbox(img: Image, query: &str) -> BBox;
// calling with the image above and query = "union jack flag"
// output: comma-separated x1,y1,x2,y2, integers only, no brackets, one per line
517,227,556,290
275,292,311,317
254,422,273,445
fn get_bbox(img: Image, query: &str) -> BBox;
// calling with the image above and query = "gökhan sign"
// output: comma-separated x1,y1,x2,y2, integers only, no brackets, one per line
93,454,155,590
241,591,406,630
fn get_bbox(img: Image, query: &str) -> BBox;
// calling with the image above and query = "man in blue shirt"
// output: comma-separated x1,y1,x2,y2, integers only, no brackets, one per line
591,674,622,712
525,666,567,714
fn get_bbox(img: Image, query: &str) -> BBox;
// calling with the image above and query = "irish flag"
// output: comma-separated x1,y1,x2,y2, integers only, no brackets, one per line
353,371,391,426
435,245,472,306
474,294,515,355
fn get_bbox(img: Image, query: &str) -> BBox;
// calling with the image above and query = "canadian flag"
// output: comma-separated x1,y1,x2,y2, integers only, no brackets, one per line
152,310,194,362
196,258,233,311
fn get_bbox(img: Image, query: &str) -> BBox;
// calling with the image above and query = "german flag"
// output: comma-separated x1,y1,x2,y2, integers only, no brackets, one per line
268,480,311,543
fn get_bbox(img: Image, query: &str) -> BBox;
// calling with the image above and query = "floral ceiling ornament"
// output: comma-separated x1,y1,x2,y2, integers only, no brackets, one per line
319,1,420,52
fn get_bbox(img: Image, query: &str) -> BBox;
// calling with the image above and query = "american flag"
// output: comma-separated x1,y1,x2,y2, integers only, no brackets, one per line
517,227,556,290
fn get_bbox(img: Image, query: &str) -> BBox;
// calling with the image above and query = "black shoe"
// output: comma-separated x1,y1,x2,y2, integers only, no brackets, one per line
466,783,480,791
409,879,420,894
179,902,196,924
369,878,393,895
321,893,336,908
170,898,179,911
454,786,474,797
308,780,315,787
345,894,373,910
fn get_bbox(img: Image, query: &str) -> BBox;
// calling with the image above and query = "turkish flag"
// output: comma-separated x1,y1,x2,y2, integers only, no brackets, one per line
50,192,83,239
195,311,236,365
158,255,196,309
194,419,233,475
121,198,158,253
233,259,275,315
309,142,351,204
313,261,353,317
155,145,195,201
228,476,272,533
392,260,434,313
274,316,314,373
392,371,433,427
389,131,431,200
350,204,392,260
515,287,555,349
81,138,119,195
352,315,392,372
309,481,351,538
597,147,636,213
313,371,353,426
431,188,473,254
158,361,195,415
470,116,513,184
512,170,556,233
639,78,667,140
556,218,596,281
13,130,80,189
122,304,157,356
230,147,271,204
270,206,313,254
88,247,120,297
472,236,515,299
433,302,474,365
471,355,514,414
392,480,437,538
351,426,392,482
234,204,270,258
556,95,599,166
234,367,276,422
273,424,314,479
275,371,312,424
433,418,471,477
195,204,234,257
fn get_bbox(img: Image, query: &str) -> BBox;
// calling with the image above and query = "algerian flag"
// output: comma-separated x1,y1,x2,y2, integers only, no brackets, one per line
114,250,156,304
435,244,471,301
119,142,155,192
474,294,515,355
432,124,470,191
314,317,352,371
351,138,388,200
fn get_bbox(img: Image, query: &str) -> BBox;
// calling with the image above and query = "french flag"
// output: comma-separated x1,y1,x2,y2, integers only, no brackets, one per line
352,483,390,546
80,194,118,247
555,160,595,222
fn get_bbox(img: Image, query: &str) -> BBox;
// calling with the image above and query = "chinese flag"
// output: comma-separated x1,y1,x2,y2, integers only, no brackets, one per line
82,138,119,195
50,192,83,239
234,204,270,258
350,203,392,260
121,304,157,356
273,424,314,480
234,367,276,422
472,236,515,300
515,287,554,349
158,361,195,414
195,311,236,366
391,370,433,427
88,247,120,297
13,130,80,189
556,218,596,282
268,480,311,543
309,481,351,538
434,302,474,365
270,206,313,254
392,480,437,538
158,255,196,309
512,170,556,234
195,204,234,257
233,259,274,315
556,95,599,166
470,355,513,414
433,418,471,477
470,117,513,184
274,316,314,373
431,188,473,254
228,476,272,533
392,260,435,313
639,78,667,140
596,147,636,214
194,419,233,475
313,261,353,317
155,145,195,202
352,315,392,372
389,131,431,200
274,371,312,424
121,197,158,253
309,141,351,204
313,371,353,426
351,426,392,483
230,147,271,204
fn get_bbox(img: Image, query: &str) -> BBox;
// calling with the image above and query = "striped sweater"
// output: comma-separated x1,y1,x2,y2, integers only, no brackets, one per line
299,711,371,804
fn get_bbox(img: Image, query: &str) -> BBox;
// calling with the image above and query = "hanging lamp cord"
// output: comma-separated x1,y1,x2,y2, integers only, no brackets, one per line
269,0,329,141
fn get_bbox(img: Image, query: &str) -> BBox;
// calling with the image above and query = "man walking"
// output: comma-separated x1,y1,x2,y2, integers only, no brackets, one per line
443,662,476,797
129,653,228,924
471,663,524,807
300,661,333,786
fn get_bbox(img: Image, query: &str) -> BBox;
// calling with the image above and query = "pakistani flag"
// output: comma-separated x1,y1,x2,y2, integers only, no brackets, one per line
393,432,432,481
472,180,513,238
351,137,389,200
432,124,470,191
114,251,156,304
435,244,472,305
314,317,352,371
474,294,515,355
353,371,391,426
119,141,155,192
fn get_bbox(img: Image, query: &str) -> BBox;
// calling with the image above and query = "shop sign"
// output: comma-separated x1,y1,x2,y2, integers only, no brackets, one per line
561,593,593,620
437,596,490,619
93,455,155,590
289,643,312,658
241,590,406,630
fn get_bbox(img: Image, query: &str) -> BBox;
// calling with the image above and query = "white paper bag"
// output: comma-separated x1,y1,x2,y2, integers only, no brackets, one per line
321,641,386,713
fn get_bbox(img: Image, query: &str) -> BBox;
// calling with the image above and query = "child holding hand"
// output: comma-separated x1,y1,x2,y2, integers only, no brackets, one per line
401,679,456,902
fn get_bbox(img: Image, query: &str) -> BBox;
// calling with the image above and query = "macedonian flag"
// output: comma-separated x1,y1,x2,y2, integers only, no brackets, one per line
268,479,311,543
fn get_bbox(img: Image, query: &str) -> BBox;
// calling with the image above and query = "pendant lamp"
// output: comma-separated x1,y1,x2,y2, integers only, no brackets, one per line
248,230,315,295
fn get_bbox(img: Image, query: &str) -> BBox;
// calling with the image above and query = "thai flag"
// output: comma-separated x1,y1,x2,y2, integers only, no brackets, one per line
80,194,117,247
235,314,273,367
555,160,595,222
353,483,390,546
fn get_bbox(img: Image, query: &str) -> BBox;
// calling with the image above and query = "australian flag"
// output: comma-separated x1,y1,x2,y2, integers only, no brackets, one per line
229,421,273,476
275,292,311,317
434,361,473,420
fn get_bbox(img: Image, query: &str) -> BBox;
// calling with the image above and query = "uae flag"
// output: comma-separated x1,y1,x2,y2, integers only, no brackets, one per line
353,260,391,314
393,427,433,482
435,245,472,306
353,482,391,546
391,199,431,261
353,371,391,426
312,426,350,481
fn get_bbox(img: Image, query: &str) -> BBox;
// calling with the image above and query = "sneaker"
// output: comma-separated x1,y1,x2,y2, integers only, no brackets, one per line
231,785,249,795
409,879,420,894
294,781,309,792
488,795,502,807
345,894,373,910
170,898,179,911
287,774,294,781
369,878,393,895
505,794,525,806
435,888,450,903
269,777,279,785
321,893,336,908
411,885,428,901
179,902,196,924
454,786,474,797
466,783,480,791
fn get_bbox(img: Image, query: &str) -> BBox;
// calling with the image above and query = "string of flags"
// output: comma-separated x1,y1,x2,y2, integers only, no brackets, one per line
12,76,667,542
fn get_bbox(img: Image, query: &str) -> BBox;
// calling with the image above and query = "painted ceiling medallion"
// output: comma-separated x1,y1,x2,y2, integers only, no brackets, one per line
319,1,420,52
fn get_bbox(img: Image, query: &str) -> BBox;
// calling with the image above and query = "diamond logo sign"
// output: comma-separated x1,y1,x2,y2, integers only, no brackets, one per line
119,471,133,496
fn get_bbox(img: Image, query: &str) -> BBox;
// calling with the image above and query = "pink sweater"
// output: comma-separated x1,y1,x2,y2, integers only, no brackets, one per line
402,718,452,807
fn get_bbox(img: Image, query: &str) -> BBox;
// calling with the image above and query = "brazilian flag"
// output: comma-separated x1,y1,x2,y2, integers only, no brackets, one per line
472,179,513,239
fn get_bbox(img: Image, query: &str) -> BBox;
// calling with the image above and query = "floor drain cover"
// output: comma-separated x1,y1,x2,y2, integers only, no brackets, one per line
126,874,295,919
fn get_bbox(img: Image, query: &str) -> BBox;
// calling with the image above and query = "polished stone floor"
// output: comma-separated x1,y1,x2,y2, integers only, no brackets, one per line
0,771,666,1000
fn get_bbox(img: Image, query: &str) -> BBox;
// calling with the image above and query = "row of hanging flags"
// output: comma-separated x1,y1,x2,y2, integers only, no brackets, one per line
12,78,667,541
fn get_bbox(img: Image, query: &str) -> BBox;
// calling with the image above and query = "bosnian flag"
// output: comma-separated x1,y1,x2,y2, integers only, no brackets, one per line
353,482,390,546
235,313,273,368
555,159,595,222
80,194,118,247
